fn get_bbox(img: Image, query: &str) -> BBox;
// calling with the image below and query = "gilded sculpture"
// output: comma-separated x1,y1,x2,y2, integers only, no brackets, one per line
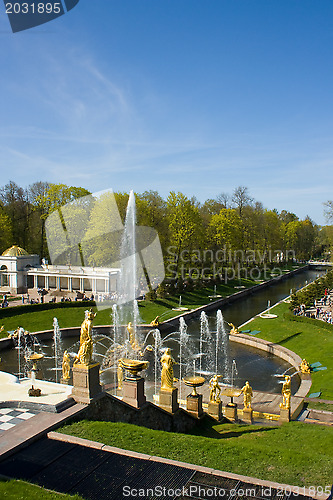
62,350,71,380
241,380,253,408
74,309,96,366
280,375,291,409
126,322,141,351
209,374,222,402
300,359,311,374
227,322,240,334
161,348,176,390
150,316,160,327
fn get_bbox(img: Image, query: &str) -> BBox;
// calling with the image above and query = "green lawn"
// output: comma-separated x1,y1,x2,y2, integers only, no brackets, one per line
244,302,333,400
59,419,332,488
0,305,112,337
0,479,83,499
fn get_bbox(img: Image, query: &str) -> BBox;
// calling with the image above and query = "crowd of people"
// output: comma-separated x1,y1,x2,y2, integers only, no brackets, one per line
293,288,333,324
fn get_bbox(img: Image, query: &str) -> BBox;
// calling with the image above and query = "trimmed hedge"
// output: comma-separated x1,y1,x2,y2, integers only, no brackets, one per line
283,311,333,332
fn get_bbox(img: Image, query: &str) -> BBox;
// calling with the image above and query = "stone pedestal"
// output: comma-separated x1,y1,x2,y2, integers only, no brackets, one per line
122,377,146,408
279,407,291,423
242,407,253,424
159,388,179,413
224,403,237,421
60,377,71,385
208,401,223,421
72,363,103,404
186,394,203,418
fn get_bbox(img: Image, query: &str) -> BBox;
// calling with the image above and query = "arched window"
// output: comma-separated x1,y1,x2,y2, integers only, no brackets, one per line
0,265,9,287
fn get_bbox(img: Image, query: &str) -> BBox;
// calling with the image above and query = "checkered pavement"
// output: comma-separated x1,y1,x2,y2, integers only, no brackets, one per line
0,407,39,432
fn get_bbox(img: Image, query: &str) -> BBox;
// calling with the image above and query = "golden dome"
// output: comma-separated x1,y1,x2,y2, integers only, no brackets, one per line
2,245,29,257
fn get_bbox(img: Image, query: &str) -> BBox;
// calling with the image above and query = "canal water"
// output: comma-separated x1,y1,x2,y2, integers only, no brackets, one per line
210,267,325,326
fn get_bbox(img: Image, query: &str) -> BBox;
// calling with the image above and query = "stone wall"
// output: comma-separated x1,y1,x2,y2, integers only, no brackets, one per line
81,391,201,433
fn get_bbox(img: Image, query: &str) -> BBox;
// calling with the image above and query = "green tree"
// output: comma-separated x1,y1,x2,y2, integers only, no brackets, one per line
33,184,91,259
83,191,123,267
166,191,203,276
28,181,50,257
0,207,13,253
136,190,169,253
210,208,243,267
0,181,29,250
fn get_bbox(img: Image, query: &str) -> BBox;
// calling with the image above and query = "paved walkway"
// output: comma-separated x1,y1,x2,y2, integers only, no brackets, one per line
0,407,39,432
0,402,86,460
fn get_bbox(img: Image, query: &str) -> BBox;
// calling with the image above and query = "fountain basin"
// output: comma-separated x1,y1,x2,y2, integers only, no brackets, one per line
120,358,149,379
27,353,44,362
183,375,205,396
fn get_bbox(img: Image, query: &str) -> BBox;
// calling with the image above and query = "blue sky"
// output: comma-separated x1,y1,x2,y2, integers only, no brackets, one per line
1,1,333,225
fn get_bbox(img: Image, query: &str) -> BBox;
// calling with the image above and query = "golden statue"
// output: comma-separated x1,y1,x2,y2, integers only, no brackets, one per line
126,322,144,356
75,337,93,366
241,381,253,408
209,374,222,402
228,322,240,334
117,359,123,389
74,309,96,366
280,375,291,409
300,359,311,374
161,348,177,390
127,322,137,349
62,350,71,380
79,309,96,345
150,316,160,327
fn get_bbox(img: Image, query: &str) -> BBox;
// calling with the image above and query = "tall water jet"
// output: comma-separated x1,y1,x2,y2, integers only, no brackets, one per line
153,329,162,397
199,311,213,375
231,359,238,386
16,327,24,379
179,317,189,404
53,317,62,383
112,304,120,350
118,190,142,354
216,310,230,381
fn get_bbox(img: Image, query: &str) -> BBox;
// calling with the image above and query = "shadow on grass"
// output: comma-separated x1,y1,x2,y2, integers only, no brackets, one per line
278,332,302,345
188,416,277,440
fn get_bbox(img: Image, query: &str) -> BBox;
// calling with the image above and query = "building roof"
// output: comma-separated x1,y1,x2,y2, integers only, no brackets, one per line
1,245,29,257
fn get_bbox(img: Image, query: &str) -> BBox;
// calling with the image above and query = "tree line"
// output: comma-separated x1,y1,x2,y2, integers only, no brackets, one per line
0,181,326,279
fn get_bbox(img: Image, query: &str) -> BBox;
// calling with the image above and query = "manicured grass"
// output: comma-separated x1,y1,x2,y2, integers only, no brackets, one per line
0,306,112,337
0,478,83,499
59,419,332,488
307,401,333,412
245,302,333,400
